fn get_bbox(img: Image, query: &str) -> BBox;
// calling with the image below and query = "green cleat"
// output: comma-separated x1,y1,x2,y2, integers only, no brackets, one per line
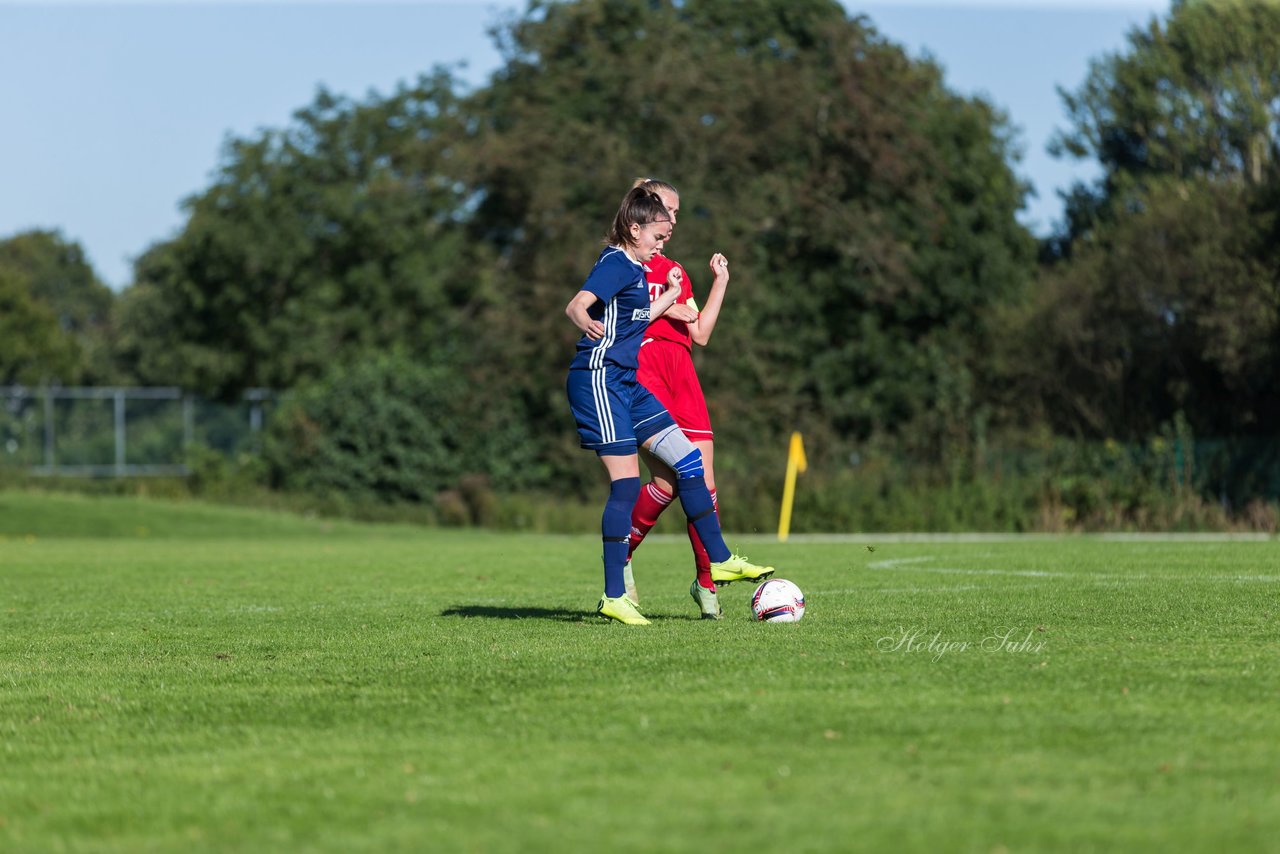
689,580,723,620
623,559,639,605
598,594,650,625
709,554,775,587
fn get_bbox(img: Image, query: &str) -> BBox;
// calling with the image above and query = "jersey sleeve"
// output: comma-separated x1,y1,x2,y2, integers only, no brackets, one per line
676,261,697,311
581,253,631,304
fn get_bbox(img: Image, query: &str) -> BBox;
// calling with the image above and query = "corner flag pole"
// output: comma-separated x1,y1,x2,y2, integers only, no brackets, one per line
777,432,807,542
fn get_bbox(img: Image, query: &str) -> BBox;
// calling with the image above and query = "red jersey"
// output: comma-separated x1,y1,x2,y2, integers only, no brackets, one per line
638,254,712,439
642,254,697,350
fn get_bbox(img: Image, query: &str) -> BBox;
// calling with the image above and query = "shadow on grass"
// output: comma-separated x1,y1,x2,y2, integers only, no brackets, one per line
440,605,701,622
440,605,590,622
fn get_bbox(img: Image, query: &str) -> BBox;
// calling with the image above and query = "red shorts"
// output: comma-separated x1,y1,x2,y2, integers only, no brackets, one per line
637,338,713,441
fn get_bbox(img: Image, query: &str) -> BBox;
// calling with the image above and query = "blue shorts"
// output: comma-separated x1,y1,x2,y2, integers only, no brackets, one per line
566,365,676,456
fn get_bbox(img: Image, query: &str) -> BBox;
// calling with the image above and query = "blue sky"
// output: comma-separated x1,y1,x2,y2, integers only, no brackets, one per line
1,0,1167,288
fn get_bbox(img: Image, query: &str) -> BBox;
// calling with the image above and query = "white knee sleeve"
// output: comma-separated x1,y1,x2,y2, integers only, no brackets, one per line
648,425,703,478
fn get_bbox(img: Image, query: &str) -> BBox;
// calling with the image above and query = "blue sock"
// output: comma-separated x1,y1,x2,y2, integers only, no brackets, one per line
602,477,640,598
675,475,731,563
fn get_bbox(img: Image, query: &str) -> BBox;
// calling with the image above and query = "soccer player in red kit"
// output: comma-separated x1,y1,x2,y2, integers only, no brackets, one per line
624,179,774,619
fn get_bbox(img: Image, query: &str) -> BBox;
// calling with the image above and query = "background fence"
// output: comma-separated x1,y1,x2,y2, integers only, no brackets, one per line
1,386,277,477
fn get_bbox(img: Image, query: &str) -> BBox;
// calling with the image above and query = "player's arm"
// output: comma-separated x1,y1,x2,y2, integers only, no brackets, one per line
569,257,632,340
689,253,729,346
650,265,685,318
566,290,605,340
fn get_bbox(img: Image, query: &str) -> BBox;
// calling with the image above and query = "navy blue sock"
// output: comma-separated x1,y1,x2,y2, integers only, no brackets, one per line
675,475,731,563
602,477,641,598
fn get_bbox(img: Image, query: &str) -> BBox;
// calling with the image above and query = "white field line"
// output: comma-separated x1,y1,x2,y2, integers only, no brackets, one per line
864,555,1280,583
695,532,1278,543
812,585,983,596
868,556,1068,577
864,556,937,569
894,567,1069,577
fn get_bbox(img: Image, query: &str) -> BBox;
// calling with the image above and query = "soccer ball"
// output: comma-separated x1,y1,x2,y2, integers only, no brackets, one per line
750,579,805,623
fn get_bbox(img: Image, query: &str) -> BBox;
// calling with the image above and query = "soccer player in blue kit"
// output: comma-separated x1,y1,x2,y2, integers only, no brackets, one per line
565,187,774,624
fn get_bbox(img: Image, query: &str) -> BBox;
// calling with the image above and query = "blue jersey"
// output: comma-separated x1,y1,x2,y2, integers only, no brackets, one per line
568,247,652,371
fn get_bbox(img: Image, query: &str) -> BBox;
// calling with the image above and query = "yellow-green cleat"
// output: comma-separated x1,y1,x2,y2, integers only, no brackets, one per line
623,559,639,605
598,594,650,625
709,554,775,587
689,580,723,620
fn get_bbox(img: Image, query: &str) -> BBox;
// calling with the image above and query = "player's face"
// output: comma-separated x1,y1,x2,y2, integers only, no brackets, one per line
657,190,680,231
630,219,672,261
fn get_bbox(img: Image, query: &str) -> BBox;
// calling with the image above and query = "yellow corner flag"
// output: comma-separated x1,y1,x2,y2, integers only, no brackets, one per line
778,432,807,542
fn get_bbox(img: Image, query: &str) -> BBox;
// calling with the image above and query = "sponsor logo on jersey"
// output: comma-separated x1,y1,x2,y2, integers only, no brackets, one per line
631,308,651,321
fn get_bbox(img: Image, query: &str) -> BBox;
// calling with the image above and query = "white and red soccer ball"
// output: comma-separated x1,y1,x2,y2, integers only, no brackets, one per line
751,579,806,623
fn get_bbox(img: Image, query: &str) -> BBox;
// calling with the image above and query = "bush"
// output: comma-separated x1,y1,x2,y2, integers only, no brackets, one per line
262,353,474,505
701,424,1278,534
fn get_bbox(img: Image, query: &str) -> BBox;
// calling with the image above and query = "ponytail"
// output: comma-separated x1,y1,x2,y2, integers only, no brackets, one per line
632,177,679,198
607,187,670,247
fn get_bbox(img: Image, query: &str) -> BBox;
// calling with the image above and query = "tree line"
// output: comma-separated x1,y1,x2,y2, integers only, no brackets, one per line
4,0,1278,517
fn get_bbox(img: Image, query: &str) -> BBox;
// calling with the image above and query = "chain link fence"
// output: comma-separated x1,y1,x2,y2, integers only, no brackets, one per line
1,386,277,477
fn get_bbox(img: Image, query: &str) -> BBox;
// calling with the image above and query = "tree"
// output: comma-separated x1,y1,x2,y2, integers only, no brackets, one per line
0,230,114,384
113,0,1037,495
116,72,490,398
0,269,76,385
462,0,1034,464
1028,0,1280,440
997,177,1279,439
1051,0,1280,240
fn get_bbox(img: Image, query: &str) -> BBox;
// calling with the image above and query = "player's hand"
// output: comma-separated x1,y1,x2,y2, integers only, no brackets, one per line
664,266,683,292
709,253,729,281
666,303,699,323
582,320,605,340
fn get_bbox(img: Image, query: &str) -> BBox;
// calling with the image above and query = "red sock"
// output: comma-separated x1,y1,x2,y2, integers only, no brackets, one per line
690,489,718,590
628,482,674,560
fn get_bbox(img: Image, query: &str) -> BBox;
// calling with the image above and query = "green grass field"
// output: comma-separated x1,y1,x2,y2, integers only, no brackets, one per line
2,491,1278,852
